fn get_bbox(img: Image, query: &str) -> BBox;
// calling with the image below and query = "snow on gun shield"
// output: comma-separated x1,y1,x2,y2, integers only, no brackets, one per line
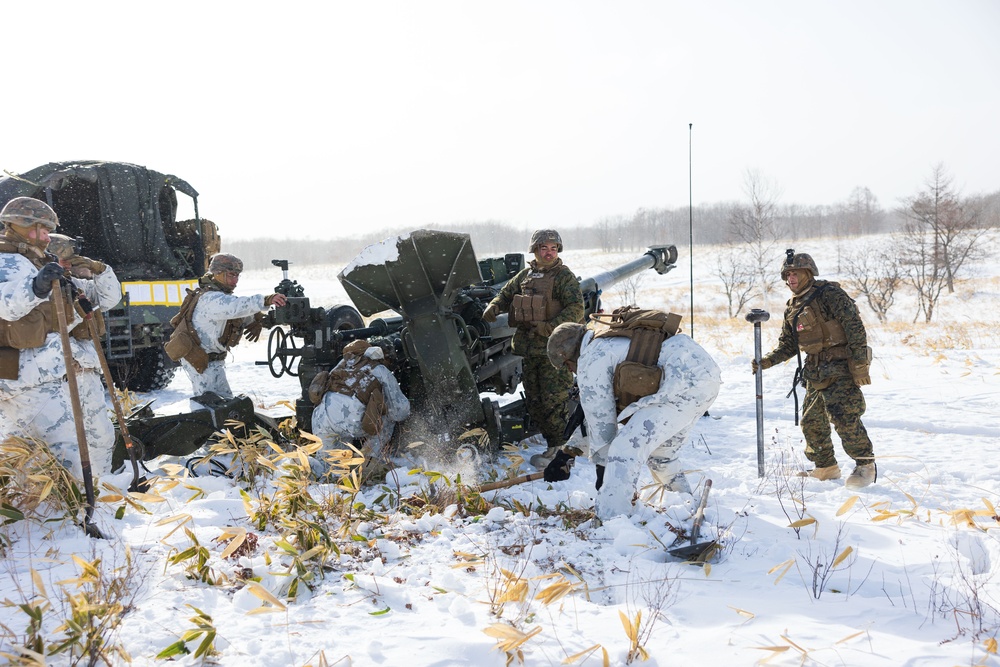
591,307,682,415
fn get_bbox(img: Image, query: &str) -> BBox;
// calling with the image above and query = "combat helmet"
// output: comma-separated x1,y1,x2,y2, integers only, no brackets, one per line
780,248,819,280
47,233,79,261
547,322,587,369
208,253,244,275
0,197,59,230
529,229,563,253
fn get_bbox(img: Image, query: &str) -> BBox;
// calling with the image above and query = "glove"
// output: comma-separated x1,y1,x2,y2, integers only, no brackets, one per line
481,304,499,323
595,464,605,491
244,313,265,343
534,322,555,337
69,255,106,276
751,357,772,374
543,448,575,482
32,262,66,298
265,293,288,307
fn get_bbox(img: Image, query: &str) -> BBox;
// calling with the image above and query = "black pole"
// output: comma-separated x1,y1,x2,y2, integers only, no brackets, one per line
688,123,694,340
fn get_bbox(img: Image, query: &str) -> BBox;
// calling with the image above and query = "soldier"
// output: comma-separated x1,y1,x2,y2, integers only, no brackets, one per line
482,230,584,468
0,198,117,477
165,253,287,399
753,251,876,489
309,339,410,465
543,320,721,521
47,233,123,337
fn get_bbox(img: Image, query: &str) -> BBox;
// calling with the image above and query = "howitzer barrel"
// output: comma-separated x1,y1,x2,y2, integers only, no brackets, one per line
579,245,677,317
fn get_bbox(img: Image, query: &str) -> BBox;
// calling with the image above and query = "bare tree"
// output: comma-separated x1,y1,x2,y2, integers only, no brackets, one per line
715,243,758,318
901,164,990,296
841,241,903,323
727,168,783,304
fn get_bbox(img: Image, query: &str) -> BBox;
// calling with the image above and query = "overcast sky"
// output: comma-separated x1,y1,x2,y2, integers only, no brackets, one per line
5,1,998,240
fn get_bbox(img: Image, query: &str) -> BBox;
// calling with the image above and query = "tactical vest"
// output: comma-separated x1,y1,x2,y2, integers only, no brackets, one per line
164,280,244,373
317,354,388,436
592,307,682,414
788,281,848,360
509,264,565,325
0,237,77,380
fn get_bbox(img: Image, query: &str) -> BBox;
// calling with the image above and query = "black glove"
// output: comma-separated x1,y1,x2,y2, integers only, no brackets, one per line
33,263,65,298
595,464,605,491
543,448,575,482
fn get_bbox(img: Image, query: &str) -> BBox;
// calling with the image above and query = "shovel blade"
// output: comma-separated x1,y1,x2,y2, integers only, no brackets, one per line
668,539,718,563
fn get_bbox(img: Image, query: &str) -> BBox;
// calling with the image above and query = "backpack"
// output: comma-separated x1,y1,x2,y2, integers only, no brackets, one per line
591,307,682,413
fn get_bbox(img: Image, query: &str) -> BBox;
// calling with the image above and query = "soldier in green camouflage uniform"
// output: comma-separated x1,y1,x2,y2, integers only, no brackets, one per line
752,251,877,489
482,230,584,466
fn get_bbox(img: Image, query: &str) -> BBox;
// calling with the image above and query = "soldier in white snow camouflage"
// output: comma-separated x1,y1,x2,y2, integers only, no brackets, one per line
309,339,410,463
166,253,287,399
545,321,721,521
0,198,118,478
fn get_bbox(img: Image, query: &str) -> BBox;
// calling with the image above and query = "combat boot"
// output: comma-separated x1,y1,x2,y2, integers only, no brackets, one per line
795,464,841,480
845,463,877,489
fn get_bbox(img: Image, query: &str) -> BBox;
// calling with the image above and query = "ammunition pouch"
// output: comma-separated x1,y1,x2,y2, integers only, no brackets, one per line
308,370,330,405
220,317,244,349
508,266,562,325
793,299,848,356
165,328,210,373
593,307,679,414
511,293,548,324
848,346,873,386
0,347,19,380
613,361,663,414
360,385,387,436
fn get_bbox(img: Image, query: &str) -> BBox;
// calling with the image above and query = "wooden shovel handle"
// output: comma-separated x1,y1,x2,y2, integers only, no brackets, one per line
474,472,544,493
687,479,713,545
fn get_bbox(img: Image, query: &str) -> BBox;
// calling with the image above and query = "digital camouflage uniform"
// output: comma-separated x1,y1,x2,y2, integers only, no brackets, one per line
762,279,874,469
488,258,584,449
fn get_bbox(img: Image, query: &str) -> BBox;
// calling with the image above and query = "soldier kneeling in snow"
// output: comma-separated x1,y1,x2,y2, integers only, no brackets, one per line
309,340,410,467
543,315,721,521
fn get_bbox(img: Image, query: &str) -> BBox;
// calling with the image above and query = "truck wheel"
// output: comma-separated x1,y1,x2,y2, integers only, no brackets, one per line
111,347,179,392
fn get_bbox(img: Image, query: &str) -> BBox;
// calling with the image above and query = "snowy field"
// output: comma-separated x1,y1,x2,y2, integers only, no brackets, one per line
2,233,1000,666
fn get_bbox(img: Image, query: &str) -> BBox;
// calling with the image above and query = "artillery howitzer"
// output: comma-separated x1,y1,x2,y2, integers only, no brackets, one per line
262,230,678,459
111,230,676,471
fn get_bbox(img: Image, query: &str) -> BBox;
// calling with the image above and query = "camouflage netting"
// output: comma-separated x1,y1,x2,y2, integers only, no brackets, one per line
0,161,209,280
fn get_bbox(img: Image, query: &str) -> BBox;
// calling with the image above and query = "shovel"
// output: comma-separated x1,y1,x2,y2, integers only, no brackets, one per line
668,479,716,562
50,277,106,539
76,293,150,493
474,472,544,493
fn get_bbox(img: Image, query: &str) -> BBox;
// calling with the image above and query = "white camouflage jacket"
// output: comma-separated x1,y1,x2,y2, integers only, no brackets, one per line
0,253,103,396
191,291,266,355
576,331,722,464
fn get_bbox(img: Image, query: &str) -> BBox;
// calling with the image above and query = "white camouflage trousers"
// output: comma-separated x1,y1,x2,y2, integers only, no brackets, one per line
181,359,234,399
0,369,115,479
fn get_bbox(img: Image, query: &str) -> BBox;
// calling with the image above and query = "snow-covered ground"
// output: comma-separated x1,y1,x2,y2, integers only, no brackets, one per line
2,234,1000,667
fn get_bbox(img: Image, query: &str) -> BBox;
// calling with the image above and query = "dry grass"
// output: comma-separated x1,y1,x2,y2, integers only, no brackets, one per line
0,436,84,525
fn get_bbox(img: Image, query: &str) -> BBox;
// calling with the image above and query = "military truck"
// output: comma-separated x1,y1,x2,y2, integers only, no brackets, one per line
0,161,220,391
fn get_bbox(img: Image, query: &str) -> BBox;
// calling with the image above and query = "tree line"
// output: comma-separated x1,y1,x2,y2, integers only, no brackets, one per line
225,163,998,324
